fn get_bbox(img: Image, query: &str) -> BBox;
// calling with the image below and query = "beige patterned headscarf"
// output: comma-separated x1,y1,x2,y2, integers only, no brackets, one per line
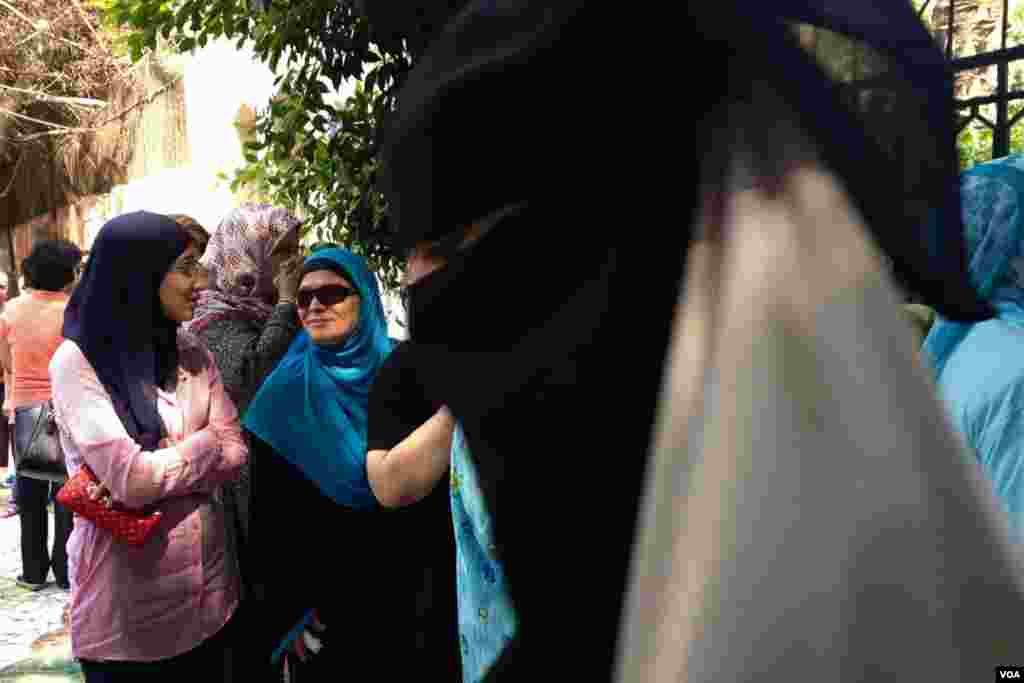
187,204,301,334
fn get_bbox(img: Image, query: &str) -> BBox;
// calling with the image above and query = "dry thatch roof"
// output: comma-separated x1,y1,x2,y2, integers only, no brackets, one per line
0,55,188,278
0,2,192,278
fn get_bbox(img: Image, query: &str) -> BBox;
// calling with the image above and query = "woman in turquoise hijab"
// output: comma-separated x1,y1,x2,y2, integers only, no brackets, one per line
924,153,1024,546
243,247,394,681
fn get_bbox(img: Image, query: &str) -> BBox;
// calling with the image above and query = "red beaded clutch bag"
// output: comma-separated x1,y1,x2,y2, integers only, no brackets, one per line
56,465,163,546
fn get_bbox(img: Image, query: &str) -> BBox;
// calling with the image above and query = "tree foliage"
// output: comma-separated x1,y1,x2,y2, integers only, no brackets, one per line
104,0,415,288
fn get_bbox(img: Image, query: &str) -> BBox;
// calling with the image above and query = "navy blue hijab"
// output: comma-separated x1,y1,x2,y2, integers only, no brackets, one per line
63,211,189,451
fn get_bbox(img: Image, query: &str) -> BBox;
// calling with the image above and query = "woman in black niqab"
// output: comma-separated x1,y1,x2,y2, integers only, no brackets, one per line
360,1,1019,680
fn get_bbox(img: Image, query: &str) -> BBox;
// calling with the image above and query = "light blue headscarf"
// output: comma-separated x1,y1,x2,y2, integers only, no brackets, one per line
243,248,393,509
923,155,1024,377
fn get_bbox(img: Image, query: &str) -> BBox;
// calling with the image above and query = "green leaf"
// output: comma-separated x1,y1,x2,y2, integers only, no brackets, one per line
128,34,145,61
127,0,407,276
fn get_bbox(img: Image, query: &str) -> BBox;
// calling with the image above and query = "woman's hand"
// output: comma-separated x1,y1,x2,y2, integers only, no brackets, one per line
86,481,113,508
291,609,326,663
275,255,304,304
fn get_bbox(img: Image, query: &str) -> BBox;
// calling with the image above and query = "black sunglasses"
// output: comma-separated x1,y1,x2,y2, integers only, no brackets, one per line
297,284,358,309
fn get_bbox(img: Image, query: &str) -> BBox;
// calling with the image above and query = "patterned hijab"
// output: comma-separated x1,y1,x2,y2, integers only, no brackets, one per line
923,154,1024,379
187,203,302,335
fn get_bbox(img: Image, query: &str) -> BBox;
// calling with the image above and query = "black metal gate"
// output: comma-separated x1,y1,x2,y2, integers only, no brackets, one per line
939,0,1024,163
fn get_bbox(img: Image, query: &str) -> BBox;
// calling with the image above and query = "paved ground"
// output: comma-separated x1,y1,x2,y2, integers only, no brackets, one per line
0,468,81,682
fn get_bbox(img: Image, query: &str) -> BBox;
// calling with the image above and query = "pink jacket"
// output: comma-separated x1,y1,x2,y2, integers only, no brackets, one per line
49,337,248,662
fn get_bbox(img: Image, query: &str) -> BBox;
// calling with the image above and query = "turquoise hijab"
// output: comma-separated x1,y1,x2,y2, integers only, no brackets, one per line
244,248,393,509
923,155,1024,377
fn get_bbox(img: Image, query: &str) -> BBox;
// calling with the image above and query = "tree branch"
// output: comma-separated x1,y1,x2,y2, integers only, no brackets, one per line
48,33,108,57
14,29,45,48
0,0,109,57
0,106,76,130
89,76,182,127
0,84,106,108
0,66,67,82
70,0,104,48
0,149,25,199
13,76,182,142
0,0,37,29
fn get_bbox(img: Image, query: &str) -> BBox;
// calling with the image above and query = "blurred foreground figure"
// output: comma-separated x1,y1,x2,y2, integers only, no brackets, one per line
619,166,1024,682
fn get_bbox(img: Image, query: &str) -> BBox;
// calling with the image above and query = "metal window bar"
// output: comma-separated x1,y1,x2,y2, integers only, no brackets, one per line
844,0,1021,164
948,0,1015,161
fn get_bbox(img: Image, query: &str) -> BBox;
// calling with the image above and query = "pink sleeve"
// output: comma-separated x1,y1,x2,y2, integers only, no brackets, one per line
50,346,245,510
189,353,247,493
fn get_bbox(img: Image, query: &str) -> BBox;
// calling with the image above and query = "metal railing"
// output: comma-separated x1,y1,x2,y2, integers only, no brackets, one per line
943,0,1023,160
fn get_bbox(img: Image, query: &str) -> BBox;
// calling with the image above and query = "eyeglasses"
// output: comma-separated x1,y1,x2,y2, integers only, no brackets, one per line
297,284,358,309
171,255,205,277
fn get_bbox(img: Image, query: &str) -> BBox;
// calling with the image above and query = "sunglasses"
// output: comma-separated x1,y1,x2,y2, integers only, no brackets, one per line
297,284,358,309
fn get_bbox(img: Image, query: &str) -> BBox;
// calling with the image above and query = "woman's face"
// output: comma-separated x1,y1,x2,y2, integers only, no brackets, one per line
159,244,206,323
298,269,361,346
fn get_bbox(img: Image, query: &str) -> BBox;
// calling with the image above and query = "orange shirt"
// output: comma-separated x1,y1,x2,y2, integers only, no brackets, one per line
0,290,70,409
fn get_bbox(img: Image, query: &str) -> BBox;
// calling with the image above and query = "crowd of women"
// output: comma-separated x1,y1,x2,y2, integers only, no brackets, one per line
8,1,1024,681
8,205,467,683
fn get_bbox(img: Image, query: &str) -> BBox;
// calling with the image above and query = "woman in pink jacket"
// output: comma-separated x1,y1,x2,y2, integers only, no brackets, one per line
49,212,248,682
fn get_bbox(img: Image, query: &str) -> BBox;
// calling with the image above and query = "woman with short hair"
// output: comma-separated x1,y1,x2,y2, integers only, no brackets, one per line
1,239,82,590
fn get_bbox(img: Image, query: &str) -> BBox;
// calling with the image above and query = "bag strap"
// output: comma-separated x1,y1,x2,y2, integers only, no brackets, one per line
26,401,54,452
